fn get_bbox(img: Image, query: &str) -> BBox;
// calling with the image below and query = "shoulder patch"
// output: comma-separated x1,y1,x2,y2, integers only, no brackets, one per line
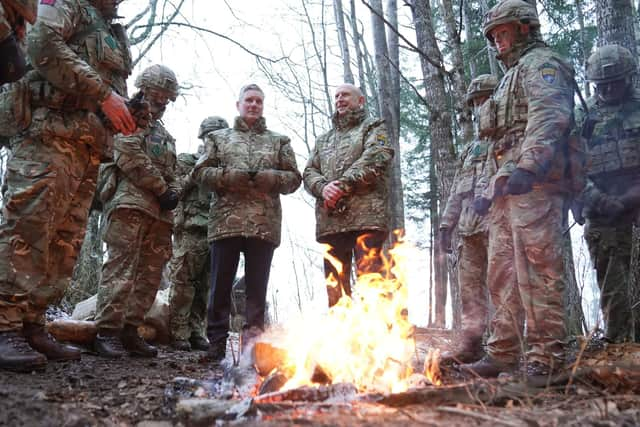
539,62,558,84
40,0,56,4
376,133,388,146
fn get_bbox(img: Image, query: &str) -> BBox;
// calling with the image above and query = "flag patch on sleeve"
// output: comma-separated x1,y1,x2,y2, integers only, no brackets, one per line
40,0,56,5
539,63,558,84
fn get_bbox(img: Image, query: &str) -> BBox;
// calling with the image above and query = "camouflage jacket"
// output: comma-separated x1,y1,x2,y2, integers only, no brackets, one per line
478,43,575,201
106,120,179,224
440,138,489,236
173,152,210,231
303,109,394,242
193,116,301,246
0,2,15,41
27,0,131,103
580,88,640,221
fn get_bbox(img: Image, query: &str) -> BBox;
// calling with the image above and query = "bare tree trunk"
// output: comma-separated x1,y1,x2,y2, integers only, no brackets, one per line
334,0,355,84
462,0,477,79
370,0,405,232
349,0,369,99
564,226,586,336
596,0,638,55
411,0,457,328
575,0,591,98
65,210,104,310
440,0,473,143
479,0,499,75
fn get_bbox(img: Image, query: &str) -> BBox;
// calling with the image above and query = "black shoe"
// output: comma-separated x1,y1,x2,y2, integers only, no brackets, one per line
459,355,517,378
23,323,81,361
206,339,226,363
94,331,126,358
0,331,47,372
189,335,209,351
171,338,191,352
121,324,157,358
440,336,484,365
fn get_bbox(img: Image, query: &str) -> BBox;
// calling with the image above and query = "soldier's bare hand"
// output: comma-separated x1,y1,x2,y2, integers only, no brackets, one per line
322,181,344,206
101,91,136,135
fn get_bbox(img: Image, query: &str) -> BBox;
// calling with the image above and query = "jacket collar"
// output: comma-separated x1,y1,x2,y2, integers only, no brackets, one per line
233,116,267,133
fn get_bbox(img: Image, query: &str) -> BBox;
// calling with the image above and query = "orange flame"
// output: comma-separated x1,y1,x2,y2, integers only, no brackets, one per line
263,232,428,394
424,348,442,386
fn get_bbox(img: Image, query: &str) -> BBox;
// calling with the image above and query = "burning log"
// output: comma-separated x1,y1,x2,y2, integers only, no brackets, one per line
253,382,358,404
46,319,157,344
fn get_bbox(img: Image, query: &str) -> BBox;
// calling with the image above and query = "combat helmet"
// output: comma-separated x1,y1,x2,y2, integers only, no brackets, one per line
466,74,499,105
5,0,37,24
134,64,179,101
198,116,229,139
483,0,539,43
586,44,637,83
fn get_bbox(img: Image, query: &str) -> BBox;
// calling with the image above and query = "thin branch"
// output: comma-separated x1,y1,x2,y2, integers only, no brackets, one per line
360,0,450,75
131,21,288,65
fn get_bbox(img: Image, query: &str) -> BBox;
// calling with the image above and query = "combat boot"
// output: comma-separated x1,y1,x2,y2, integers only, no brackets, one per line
440,336,484,365
23,323,81,361
189,334,209,351
0,331,47,372
121,324,157,358
206,339,227,364
459,355,517,378
94,329,126,358
171,338,191,352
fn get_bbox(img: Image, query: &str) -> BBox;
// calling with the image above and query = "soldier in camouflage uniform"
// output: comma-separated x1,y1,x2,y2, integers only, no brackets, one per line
439,74,498,364
303,84,393,307
94,64,180,359
0,0,37,83
580,45,640,343
462,0,575,377
0,0,135,372
193,84,301,362
168,116,229,352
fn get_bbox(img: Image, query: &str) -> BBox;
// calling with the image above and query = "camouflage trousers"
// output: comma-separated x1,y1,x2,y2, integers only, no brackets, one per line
95,208,172,332
168,227,210,341
457,232,489,340
486,189,566,366
584,220,636,342
0,109,100,331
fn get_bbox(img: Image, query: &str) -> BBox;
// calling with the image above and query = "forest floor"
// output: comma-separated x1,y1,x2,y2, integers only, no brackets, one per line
1,329,640,427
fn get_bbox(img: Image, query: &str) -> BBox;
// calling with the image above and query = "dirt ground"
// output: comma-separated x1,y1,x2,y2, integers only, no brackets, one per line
1,331,640,427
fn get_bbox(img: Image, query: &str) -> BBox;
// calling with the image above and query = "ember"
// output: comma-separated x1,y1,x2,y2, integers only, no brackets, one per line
253,233,440,394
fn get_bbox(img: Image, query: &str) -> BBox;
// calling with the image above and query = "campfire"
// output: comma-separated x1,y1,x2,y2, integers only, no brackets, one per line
249,233,441,397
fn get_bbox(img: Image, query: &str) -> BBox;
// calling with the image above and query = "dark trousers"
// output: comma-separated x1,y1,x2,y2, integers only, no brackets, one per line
206,237,275,344
322,230,387,307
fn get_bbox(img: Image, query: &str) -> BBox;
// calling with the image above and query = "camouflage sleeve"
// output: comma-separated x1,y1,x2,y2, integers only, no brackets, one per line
114,131,168,197
0,4,12,41
518,55,574,176
27,1,111,102
302,143,328,199
174,154,197,194
339,121,394,194
193,134,224,191
272,136,301,195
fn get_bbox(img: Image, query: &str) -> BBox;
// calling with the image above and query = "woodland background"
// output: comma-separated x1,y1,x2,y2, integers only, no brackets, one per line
1,0,638,335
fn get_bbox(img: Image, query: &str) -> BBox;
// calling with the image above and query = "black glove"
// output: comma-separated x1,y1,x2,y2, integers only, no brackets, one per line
157,189,179,210
438,228,452,254
473,197,492,216
0,34,27,85
253,169,280,193
504,168,536,195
